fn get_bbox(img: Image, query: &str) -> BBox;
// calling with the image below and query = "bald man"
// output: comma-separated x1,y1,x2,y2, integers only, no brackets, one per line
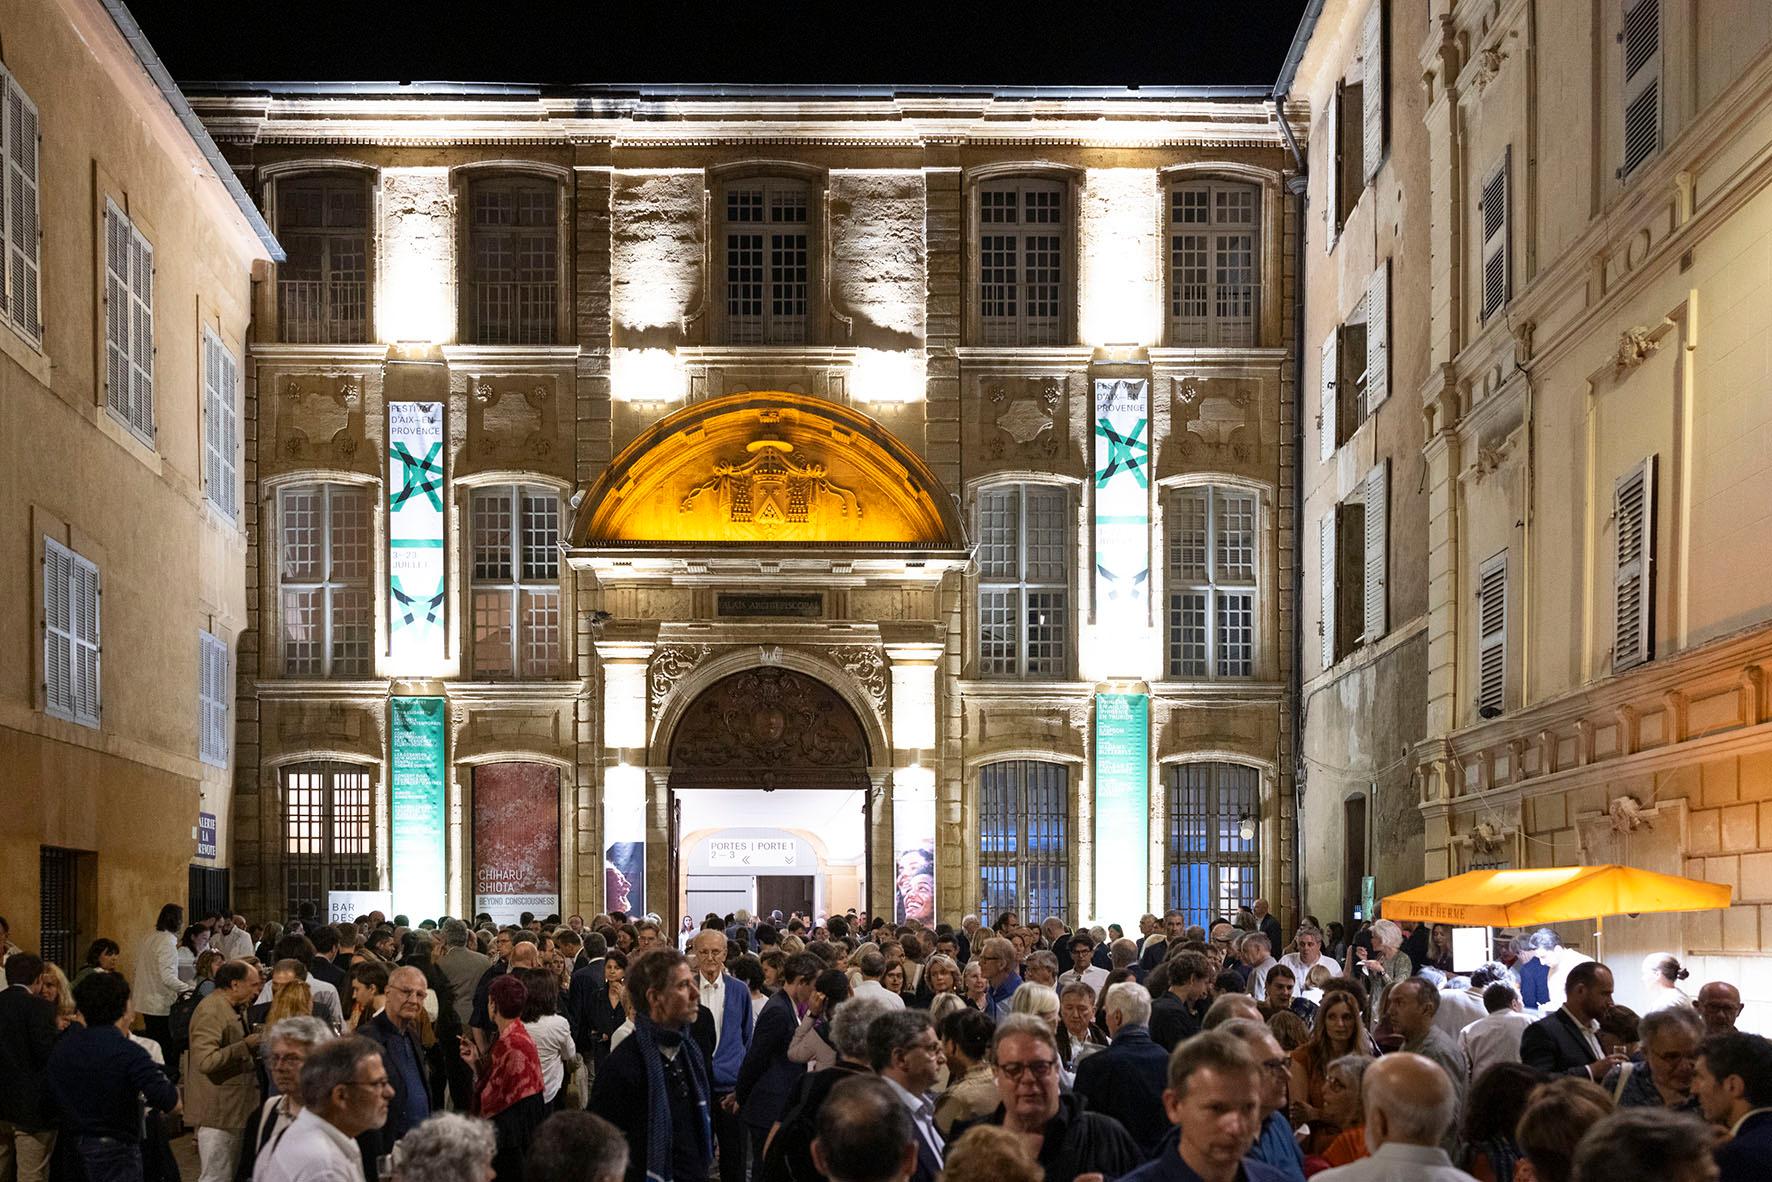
357,966,432,1160
1697,981,1744,1036
1313,1053,1478,1182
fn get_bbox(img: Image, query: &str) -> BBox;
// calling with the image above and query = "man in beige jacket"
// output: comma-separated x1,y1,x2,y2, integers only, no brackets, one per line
185,960,264,1182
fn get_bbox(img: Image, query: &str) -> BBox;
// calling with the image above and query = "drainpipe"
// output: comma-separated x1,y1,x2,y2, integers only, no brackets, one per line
1274,93,1309,926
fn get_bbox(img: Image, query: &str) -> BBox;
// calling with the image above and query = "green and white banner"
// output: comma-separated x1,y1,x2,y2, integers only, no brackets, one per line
391,696,447,920
1094,691,1150,926
388,401,445,672
1093,378,1150,674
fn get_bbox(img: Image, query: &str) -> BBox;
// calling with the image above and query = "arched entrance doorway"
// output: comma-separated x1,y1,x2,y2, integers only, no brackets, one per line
666,665,871,932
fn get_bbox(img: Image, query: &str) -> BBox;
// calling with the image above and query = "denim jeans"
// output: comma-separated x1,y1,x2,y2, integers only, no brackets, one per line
76,1135,144,1182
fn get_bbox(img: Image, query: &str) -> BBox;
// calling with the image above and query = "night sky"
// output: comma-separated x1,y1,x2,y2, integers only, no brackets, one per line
129,1,1310,90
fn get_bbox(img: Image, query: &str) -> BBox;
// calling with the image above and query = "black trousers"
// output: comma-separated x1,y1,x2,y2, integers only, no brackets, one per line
712,1092,749,1182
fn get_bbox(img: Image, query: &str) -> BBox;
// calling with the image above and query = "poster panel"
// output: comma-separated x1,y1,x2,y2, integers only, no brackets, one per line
1093,692,1150,926
1092,378,1151,660
388,401,445,672
473,762,561,925
604,765,647,917
391,696,447,920
893,765,936,925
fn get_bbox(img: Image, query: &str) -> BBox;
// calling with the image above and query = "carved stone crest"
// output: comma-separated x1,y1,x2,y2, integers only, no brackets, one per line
1472,45,1508,93
279,375,364,464
649,644,713,714
985,378,1063,460
1175,377,1256,461
678,441,861,538
468,377,559,467
668,667,869,790
1613,326,1662,378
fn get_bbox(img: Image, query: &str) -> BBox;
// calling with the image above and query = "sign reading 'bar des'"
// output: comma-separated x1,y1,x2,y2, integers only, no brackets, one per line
707,838,798,868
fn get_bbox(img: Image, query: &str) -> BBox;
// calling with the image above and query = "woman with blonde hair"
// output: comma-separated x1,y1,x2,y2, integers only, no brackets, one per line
911,952,960,1008
192,948,226,999
960,958,990,1011
1289,987,1371,1155
1009,981,1060,1030
940,1123,1042,1182
265,973,313,1028
35,963,78,1029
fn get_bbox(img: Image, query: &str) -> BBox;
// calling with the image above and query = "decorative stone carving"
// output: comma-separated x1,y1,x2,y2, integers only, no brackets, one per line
1608,794,1652,833
1468,438,1514,482
279,376,365,465
1613,326,1662,377
1174,377,1256,461
648,644,714,714
826,645,888,714
1468,820,1508,854
678,441,862,537
669,667,869,790
1471,45,1508,93
467,377,560,468
985,378,1063,460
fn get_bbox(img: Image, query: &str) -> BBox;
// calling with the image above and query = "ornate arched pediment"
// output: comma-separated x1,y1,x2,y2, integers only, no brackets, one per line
668,667,869,791
570,392,967,549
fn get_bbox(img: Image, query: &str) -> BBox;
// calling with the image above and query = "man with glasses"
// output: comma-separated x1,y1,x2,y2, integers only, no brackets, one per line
1697,982,1744,1036
976,937,1022,1020
957,1014,1140,1182
689,929,754,1182
256,1037,390,1182
354,967,430,1165
239,1016,332,1181
870,1010,947,1182
1216,1019,1307,1182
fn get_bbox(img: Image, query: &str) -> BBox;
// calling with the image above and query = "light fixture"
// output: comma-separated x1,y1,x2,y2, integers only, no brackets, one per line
1238,812,1255,842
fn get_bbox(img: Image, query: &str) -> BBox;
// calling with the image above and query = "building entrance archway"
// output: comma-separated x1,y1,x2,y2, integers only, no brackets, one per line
663,666,873,935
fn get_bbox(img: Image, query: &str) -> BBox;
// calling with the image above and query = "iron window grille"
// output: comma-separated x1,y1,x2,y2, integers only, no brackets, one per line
281,762,374,922
1165,762,1260,930
279,484,373,678
979,760,1070,921
275,174,369,343
470,485,562,679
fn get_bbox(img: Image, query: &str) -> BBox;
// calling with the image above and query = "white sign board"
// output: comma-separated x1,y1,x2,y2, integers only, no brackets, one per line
327,890,393,925
707,838,798,869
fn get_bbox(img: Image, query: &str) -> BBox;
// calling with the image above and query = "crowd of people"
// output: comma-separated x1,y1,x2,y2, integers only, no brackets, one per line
0,902,1767,1182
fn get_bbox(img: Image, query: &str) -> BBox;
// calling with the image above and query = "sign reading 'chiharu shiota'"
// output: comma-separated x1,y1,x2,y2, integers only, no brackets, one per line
388,401,445,672
707,838,798,868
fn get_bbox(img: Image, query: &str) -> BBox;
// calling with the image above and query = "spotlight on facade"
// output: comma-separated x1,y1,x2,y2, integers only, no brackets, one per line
1238,812,1255,842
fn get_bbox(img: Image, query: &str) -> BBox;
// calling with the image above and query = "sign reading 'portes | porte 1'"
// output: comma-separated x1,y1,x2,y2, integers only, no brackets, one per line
707,838,798,869
391,696,447,920
388,401,445,672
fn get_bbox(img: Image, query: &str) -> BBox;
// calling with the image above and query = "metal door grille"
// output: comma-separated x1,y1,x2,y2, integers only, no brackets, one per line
979,760,1069,920
39,846,78,971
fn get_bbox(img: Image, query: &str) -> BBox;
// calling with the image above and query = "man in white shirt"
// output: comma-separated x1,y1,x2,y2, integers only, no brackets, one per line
1316,1053,1479,1182
1056,933,1109,997
689,930,753,1182
1278,924,1330,986
871,1010,945,1182
213,917,254,963
1240,933,1279,998
255,1037,388,1182
851,948,906,1011
1459,982,1535,1081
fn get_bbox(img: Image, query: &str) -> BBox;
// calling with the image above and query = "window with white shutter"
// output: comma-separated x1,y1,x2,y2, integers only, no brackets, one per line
978,484,1068,678
203,329,239,521
1319,513,1336,669
1366,262,1390,411
1362,460,1389,642
1613,456,1657,671
43,539,100,728
1620,0,1662,179
1361,0,1388,184
978,179,1066,347
1480,151,1510,322
721,178,812,345
1336,81,1366,229
1323,94,1340,252
471,484,562,679
279,484,372,678
199,630,229,768
1319,331,1338,460
0,66,41,344
1477,552,1508,716
1167,486,1258,679
104,200,154,443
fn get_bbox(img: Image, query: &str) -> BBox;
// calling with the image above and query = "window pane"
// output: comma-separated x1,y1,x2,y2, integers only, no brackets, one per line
281,489,322,581
1024,488,1068,584
978,488,1019,578
1022,235,1062,345
473,588,514,678
474,491,514,581
282,589,321,676
1217,592,1254,677
1173,188,1209,224
521,493,560,580
329,587,371,677
1024,590,1067,676
978,590,1018,677
1216,492,1257,582
1170,491,1208,581
1170,591,1207,678
329,489,371,582
979,761,1069,920
521,589,560,677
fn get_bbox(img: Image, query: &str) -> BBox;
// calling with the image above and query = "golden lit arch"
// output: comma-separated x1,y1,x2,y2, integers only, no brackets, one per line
571,392,967,549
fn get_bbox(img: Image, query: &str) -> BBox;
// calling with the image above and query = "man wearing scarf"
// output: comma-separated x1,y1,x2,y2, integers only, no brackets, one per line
591,948,714,1182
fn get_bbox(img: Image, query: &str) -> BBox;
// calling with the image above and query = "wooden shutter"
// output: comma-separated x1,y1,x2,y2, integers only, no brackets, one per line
2,68,40,341
1362,0,1388,183
1614,455,1657,670
1480,150,1510,321
1319,330,1339,460
1363,460,1389,641
1477,552,1508,715
1324,87,1341,251
1620,0,1661,178
200,632,229,768
130,224,154,439
71,551,100,728
1320,513,1337,668
43,538,71,719
1366,261,1390,411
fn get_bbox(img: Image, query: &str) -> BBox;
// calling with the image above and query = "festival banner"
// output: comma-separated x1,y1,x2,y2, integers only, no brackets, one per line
391,696,447,920
1093,692,1150,926
388,401,445,672
892,765,936,925
473,763,561,925
1092,377,1151,674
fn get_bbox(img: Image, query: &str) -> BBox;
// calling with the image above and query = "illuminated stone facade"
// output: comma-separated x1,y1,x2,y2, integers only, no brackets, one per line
193,86,1305,929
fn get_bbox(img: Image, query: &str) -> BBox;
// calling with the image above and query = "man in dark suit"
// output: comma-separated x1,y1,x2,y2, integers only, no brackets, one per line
307,925,348,994
737,952,823,1170
1694,1031,1772,1182
870,1010,945,1182
0,954,59,1182
1520,961,1629,1080
811,1076,919,1182
1074,979,1171,1156
1252,899,1284,955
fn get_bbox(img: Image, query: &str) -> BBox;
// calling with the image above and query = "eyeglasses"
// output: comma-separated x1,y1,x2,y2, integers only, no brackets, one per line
996,1059,1057,1081
1260,1058,1290,1076
267,1054,306,1067
344,1077,395,1094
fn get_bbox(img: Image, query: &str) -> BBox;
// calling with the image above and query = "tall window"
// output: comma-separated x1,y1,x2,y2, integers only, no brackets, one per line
1168,181,1259,346
279,484,372,677
0,64,41,344
721,178,810,345
978,179,1065,346
1167,486,1257,678
104,199,154,443
978,484,1067,678
467,177,558,344
471,485,561,679
203,329,240,520
979,760,1069,920
198,630,229,769
281,762,373,921
1166,762,1260,929
43,538,100,728
276,173,369,343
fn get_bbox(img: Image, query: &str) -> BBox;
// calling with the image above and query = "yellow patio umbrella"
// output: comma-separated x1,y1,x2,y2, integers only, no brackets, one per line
1380,865,1731,957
